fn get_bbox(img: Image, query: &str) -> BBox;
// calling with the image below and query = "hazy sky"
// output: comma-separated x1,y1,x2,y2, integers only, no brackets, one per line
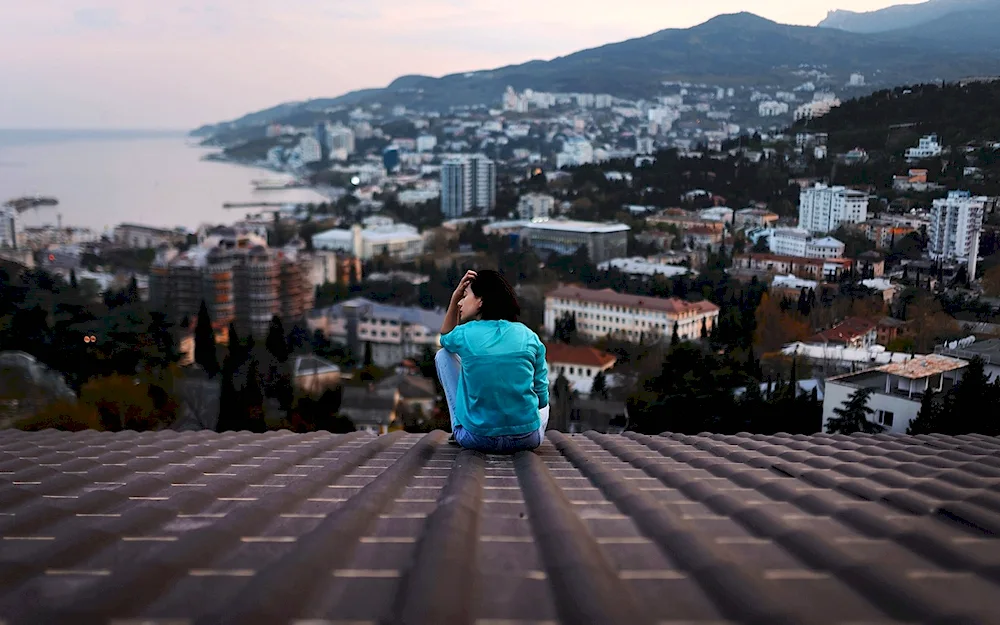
1,1,920,130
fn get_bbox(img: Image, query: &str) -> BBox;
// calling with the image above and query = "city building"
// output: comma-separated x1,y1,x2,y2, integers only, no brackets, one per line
113,223,186,249
522,219,629,264
596,257,689,279
849,73,866,87
698,207,734,224
798,184,868,234
326,125,356,160
905,134,943,161
758,101,789,117
308,298,445,368
767,228,845,259
297,136,323,164
517,193,555,220
556,137,594,168
544,343,617,396
416,134,437,152
734,208,778,231
0,206,19,249
440,154,497,219
544,285,719,343
935,337,1000,382
311,218,424,261
822,355,968,434
855,220,915,250
732,253,854,281
383,146,400,173
148,230,316,337
856,251,886,278
928,191,987,278
770,274,818,298
809,317,878,349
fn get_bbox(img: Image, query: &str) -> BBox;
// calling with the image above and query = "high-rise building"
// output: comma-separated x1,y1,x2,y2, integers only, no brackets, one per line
440,154,496,218
149,230,316,337
326,125,355,160
929,191,987,278
0,206,20,249
798,184,868,234
517,193,555,220
383,146,400,173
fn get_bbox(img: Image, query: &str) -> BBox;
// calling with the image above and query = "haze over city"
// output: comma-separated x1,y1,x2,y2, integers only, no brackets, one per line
2,0,924,129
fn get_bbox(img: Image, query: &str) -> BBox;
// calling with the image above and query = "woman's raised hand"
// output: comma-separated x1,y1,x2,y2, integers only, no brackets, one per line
451,270,477,305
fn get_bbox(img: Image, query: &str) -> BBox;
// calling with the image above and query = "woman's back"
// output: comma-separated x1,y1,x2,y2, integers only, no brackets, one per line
439,320,549,437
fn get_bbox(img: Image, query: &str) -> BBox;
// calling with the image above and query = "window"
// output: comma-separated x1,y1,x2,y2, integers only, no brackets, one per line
877,411,894,427
586,368,592,376
569,367,575,375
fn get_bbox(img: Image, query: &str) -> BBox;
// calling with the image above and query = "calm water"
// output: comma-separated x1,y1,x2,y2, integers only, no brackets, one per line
0,129,330,232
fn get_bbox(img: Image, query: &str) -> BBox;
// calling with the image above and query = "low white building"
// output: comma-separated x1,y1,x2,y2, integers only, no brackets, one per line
935,337,1000,382
416,134,438,152
768,228,810,257
556,137,594,168
545,285,719,343
822,354,967,434
545,343,617,396
771,275,818,291
597,257,689,279
758,101,789,117
905,134,942,161
312,219,424,261
808,236,846,259
517,193,555,220
699,207,734,223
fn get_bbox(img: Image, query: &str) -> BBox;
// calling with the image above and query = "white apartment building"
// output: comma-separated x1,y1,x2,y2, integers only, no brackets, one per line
416,135,438,152
798,184,868,234
545,286,719,343
768,228,810,257
545,342,617,396
296,136,323,164
597,257,689,279
929,190,987,278
311,220,424,261
636,136,655,155
113,223,186,249
556,137,594,168
734,208,779,230
758,101,789,117
309,298,445,369
793,98,841,121
440,154,497,219
517,193,555,220
849,73,866,87
905,134,942,161
326,125,355,160
769,228,845,259
0,206,20,249
822,355,967,434
808,236,846,259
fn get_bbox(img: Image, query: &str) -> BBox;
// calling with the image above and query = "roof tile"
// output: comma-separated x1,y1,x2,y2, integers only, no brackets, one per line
3,429,1000,623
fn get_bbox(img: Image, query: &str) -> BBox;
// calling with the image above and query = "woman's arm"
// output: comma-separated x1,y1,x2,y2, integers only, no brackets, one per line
440,270,476,336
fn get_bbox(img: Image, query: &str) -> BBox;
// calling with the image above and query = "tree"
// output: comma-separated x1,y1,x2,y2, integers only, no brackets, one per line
126,276,140,305
551,372,575,431
15,400,102,432
907,389,941,435
553,312,578,344
671,321,680,346
265,315,289,363
700,317,708,339
826,387,883,435
241,357,266,433
69,269,78,289
591,370,609,400
939,357,998,435
363,341,373,367
194,301,219,377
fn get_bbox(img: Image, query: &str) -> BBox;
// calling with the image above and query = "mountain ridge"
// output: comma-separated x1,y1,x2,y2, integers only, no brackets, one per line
194,11,1000,138
819,0,999,32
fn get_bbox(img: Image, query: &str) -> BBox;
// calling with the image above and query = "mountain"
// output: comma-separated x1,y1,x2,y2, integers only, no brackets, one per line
195,12,1000,138
819,0,999,33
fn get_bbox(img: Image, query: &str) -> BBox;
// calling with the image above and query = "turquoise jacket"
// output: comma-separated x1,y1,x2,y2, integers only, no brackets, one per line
439,320,549,437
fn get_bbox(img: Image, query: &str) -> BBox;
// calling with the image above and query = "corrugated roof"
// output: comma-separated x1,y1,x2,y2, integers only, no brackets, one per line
544,342,617,368
878,354,968,379
547,286,719,316
3,429,1000,622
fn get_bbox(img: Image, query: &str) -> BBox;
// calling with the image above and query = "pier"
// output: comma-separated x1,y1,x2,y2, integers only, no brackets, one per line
222,202,290,210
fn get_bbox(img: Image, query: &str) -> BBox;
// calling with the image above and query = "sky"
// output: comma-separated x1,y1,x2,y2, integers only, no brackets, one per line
0,0,923,130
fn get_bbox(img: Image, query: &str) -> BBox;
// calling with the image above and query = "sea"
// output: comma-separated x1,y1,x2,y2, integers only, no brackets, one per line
0,129,331,232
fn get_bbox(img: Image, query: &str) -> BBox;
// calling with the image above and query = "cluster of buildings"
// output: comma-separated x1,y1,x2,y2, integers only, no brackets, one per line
148,228,329,336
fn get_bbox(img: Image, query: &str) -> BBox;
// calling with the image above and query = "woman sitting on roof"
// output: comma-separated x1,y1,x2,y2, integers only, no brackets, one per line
436,269,549,453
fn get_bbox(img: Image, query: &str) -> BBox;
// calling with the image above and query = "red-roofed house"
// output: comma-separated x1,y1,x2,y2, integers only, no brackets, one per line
545,285,719,343
809,317,878,349
544,343,617,395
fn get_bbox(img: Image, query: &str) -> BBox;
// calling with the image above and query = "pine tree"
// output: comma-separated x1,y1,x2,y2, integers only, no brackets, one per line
591,370,609,400
265,315,289,363
942,357,996,435
671,321,680,346
242,357,266,433
127,276,139,304
826,387,883,435
700,317,708,339
69,269,78,289
194,301,219,377
363,341,373,367
907,389,940,434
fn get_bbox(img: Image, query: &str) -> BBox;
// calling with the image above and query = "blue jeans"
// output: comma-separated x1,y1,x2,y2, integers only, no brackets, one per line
435,349,548,453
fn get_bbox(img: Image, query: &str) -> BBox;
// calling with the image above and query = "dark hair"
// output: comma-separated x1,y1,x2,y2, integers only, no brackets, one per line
469,270,520,322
